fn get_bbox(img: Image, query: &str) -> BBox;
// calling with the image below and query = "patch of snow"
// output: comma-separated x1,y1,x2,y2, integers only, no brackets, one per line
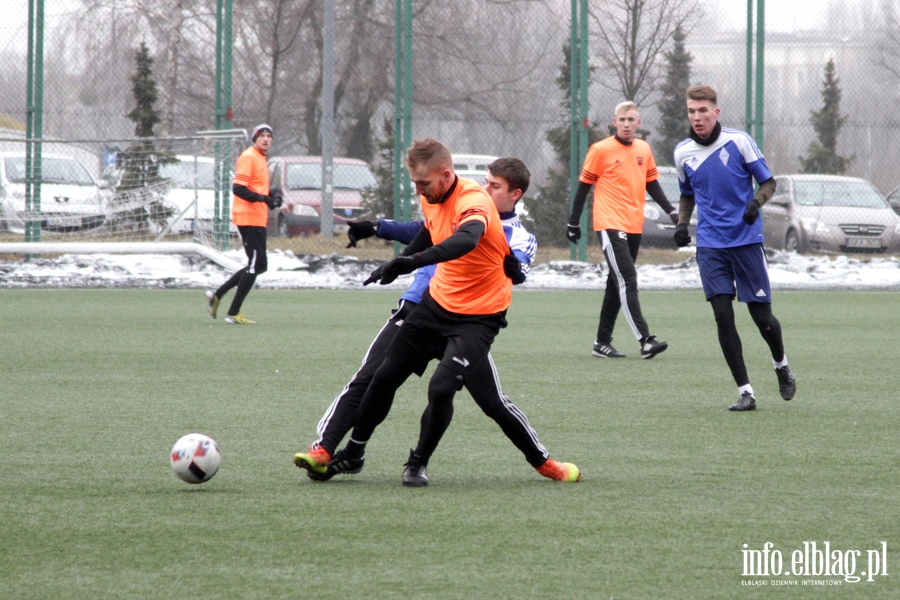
1,248,898,290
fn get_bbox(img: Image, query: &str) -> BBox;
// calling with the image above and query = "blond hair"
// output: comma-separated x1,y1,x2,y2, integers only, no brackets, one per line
614,100,639,117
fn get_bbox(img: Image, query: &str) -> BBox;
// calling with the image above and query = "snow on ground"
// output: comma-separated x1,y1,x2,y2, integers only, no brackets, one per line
1,247,898,291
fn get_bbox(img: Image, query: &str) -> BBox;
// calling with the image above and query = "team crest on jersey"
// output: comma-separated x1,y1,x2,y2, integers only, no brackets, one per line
637,156,643,165
719,147,730,166
451,223,457,233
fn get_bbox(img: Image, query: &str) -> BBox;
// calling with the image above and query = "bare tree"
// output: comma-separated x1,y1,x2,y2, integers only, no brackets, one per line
876,0,900,81
588,0,700,106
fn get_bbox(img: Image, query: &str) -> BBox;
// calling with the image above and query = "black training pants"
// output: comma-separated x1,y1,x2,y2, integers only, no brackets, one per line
596,229,650,344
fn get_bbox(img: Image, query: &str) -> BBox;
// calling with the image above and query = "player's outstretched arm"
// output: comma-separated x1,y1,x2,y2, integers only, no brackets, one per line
365,221,484,286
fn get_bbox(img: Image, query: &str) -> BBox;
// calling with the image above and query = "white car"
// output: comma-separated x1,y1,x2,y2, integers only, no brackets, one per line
0,152,106,233
156,155,220,234
452,153,497,186
102,155,235,235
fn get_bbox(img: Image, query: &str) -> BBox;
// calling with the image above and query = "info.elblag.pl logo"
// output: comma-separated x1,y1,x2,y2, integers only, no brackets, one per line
741,541,889,586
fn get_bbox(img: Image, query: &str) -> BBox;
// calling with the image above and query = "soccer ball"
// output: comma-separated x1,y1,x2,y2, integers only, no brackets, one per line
170,433,221,484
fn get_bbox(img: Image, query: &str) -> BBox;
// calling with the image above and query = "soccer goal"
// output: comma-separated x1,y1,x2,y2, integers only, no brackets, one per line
0,130,247,269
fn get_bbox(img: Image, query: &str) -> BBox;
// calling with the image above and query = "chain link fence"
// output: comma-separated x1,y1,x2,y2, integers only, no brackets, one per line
2,0,899,260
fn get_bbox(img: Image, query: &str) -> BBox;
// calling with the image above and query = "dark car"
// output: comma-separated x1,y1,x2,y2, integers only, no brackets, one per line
761,174,900,254
267,156,377,237
641,166,695,247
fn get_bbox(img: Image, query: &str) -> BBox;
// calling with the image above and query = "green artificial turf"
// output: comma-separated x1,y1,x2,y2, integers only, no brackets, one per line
0,289,896,599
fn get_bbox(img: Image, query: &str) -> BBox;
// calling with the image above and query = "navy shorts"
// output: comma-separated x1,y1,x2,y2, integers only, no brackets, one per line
696,243,771,303
387,291,508,379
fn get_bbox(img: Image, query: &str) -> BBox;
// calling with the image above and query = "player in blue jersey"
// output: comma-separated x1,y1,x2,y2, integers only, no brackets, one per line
673,85,796,412
294,157,579,483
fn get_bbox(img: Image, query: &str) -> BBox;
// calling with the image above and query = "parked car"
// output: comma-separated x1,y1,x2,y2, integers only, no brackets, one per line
452,153,497,185
155,155,217,233
761,174,900,254
267,156,377,237
886,185,900,216
0,152,106,233
102,155,236,235
642,166,696,247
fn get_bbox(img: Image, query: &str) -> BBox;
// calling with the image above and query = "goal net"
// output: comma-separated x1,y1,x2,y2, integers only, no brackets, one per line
0,131,247,268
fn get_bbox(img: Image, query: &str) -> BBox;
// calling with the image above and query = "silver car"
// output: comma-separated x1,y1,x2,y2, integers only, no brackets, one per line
762,174,900,254
0,153,106,233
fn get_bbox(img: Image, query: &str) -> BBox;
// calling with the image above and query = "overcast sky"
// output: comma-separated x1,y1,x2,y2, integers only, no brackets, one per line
707,0,871,33
2,1,878,39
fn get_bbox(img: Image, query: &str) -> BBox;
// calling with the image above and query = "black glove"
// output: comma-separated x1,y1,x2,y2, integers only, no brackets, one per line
503,252,526,284
346,220,377,248
674,223,692,247
264,188,283,210
669,211,679,225
363,262,386,286
364,255,420,286
743,198,761,224
270,187,283,202
566,222,581,244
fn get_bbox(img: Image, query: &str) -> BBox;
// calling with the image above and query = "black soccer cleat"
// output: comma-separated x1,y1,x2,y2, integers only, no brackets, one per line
775,365,796,401
640,336,668,359
592,340,626,358
402,450,428,487
729,391,757,412
326,449,365,477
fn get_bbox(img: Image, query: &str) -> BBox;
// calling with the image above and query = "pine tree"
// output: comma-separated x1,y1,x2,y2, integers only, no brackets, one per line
654,24,692,166
527,43,603,247
799,58,855,174
360,117,397,219
110,42,174,231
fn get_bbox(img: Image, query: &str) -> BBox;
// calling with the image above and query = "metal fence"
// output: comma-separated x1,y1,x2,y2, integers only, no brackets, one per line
2,0,899,258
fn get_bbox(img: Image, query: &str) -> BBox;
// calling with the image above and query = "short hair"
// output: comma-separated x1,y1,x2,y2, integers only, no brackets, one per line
488,157,530,195
686,85,718,105
406,137,452,171
614,101,639,118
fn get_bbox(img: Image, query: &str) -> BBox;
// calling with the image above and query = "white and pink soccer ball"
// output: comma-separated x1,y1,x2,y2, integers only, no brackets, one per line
170,433,221,484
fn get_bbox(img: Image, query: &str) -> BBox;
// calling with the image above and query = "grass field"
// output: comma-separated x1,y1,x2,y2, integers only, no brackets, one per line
1,289,897,599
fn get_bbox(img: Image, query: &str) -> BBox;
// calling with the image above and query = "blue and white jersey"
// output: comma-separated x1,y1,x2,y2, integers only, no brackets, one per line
673,127,772,248
499,210,537,282
376,210,537,304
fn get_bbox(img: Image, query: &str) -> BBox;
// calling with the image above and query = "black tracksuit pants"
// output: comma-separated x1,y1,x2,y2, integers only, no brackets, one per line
596,229,651,345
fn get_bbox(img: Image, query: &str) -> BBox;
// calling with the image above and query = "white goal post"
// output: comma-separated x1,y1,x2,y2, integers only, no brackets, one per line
1,130,249,267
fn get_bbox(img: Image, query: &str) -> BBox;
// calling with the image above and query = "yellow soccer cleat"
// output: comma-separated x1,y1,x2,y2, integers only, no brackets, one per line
206,290,220,319
225,313,255,325
536,458,581,482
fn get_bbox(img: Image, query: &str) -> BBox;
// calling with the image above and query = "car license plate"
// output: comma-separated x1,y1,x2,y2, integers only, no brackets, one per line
845,236,881,249
47,216,82,227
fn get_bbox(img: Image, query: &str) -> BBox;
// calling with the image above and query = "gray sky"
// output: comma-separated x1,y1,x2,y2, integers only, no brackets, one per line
707,0,872,33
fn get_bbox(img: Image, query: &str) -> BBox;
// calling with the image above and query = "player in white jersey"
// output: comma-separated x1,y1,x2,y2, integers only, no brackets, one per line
672,85,796,412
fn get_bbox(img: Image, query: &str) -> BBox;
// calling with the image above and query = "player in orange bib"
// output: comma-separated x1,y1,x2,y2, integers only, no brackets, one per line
567,101,675,360
324,138,579,486
205,124,282,324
